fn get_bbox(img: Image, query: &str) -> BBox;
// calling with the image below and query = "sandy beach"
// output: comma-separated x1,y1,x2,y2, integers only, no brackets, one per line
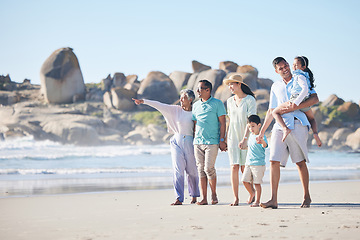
0,180,359,240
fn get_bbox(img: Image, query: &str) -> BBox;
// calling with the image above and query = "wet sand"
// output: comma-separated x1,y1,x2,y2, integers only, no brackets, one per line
0,181,359,239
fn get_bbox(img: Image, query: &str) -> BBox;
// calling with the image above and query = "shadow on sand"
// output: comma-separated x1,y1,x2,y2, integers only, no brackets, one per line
278,203,360,208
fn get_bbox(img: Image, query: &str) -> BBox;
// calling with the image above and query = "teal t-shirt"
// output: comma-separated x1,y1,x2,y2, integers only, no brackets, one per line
192,97,226,145
245,134,268,166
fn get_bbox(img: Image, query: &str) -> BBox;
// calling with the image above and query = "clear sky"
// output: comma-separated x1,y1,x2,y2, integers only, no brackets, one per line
1,0,359,102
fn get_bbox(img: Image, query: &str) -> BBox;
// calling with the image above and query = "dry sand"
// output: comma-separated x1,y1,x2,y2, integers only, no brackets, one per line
1,181,359,240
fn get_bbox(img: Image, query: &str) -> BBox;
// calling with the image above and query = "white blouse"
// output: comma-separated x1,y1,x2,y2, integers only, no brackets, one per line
143,99,194,136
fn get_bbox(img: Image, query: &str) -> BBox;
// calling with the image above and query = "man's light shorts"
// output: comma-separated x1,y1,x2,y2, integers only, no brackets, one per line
241,165,266,184
269,120,309,167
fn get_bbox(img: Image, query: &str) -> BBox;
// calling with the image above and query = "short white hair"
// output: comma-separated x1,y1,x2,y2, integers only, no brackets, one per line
180,89,195,104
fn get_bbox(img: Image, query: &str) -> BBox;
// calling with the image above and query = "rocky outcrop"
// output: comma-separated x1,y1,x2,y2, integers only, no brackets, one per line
236,65,258,91
112,72,127,88
346,128,360,150
124,124,167,145
187,69,226,95
40,47,86,104
337,102,360,119
101,75,113,92
192,60,211,73
169,71,191,92
0,91,21,105
124,75,140,92
322,94,345,107
214,83,232,103
219,61,238,73
257,78,273,91
0,74,17,91
109,87,137,111
137,71,178,104
2,56,359,150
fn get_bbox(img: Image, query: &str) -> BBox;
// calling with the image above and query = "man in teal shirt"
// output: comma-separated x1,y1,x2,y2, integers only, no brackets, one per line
192,79,227,205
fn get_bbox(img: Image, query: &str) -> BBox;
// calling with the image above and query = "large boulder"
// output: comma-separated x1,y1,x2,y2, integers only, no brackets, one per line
169,71,191,92
214,84,232,103
124,75,140,92
138,71,178,104
254,89,270,101
187,69,226,95
327,128,353,149
257,78,273,91
110,87,137,111
322,94,344,107
112,72,127,88
345,128,360,150
101,74,112,91
219,61,238,73
256,99,269,113
40,48,85,104
311,107,325,130
0,91,21,105
41,116,101,145
237,65,258,91
0,74,17,91
192,60,211,73
333,128,353,142
316,131,333,149
337,102,360,119
103,91,113,109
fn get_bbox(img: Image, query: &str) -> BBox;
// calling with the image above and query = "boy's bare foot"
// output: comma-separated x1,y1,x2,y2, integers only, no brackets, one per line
250,202,260,207
191,197,197,204
282,128,291,142
260,199,278,209
313,133,322,147
211,194,218,205
247,194,255,204
171,199,182,206
300,198,312,208
230,198,239,206
196,199,208,205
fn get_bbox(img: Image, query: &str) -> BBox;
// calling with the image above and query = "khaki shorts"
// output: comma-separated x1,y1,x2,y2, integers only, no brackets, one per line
241,165,266,184
269,120,309,167
194,144,219,179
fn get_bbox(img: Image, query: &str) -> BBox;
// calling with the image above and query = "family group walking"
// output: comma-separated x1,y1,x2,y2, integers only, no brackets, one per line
133,55,320,208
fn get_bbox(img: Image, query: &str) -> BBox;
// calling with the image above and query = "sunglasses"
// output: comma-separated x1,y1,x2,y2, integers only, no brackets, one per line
197,87,209,91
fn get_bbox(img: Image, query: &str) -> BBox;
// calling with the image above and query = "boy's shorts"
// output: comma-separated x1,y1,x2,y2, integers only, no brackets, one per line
241,165,266,184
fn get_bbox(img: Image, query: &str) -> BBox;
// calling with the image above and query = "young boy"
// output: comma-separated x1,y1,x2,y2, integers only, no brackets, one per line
241,115,268,207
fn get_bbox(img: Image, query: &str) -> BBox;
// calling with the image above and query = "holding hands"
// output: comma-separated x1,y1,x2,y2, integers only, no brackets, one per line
256,133,265,144
219,141,227,152
238,138,248,150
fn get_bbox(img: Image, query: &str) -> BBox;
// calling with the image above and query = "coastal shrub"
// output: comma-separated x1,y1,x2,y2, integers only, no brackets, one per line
319,105,337,116
85,82,101,89
132,111,166,127
319,105,349,122
91,111,103,118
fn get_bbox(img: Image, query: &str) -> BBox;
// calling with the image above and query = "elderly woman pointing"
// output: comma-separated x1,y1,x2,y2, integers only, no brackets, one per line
132,89,200,205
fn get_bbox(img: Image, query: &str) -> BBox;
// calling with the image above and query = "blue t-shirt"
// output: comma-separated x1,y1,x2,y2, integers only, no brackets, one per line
192,97,226,145
245,134,268,166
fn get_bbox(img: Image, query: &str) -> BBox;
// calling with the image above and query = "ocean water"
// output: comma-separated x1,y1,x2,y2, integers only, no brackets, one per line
0,136,359,197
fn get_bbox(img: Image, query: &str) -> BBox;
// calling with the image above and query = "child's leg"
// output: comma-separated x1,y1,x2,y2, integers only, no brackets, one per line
304,109,322,147
272,104,291,142
250,184,261,207
242,181,255,204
